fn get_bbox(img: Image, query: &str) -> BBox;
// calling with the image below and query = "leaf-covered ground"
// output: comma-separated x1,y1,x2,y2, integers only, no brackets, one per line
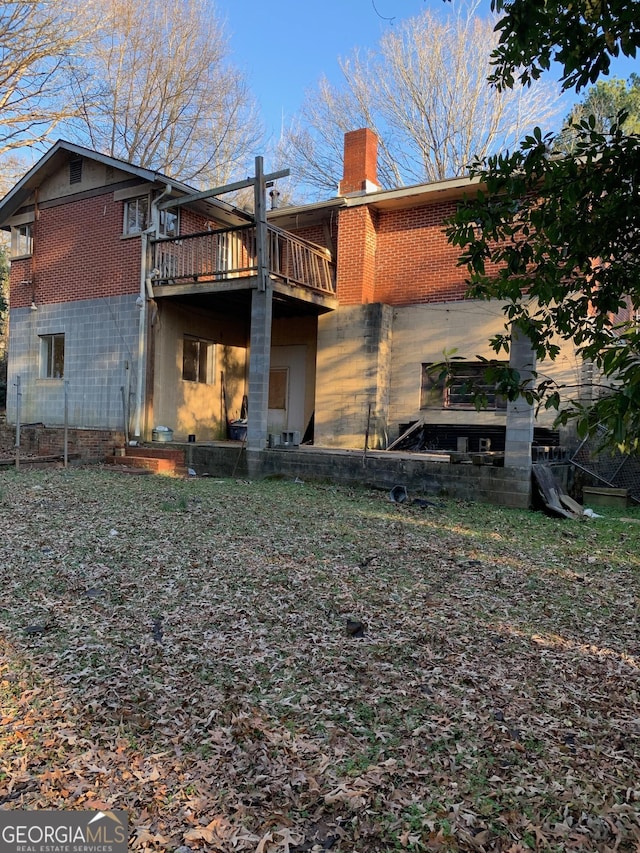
1,467,639,852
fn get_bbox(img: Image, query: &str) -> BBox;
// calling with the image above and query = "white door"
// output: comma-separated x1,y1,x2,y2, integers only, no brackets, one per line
268,345,306,437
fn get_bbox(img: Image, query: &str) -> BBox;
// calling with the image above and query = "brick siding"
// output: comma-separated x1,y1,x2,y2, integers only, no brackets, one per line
336,206,378,304
339,128,379,195
9,192,219,310
0,423,124,461
374,201,468,304
10,191,139,309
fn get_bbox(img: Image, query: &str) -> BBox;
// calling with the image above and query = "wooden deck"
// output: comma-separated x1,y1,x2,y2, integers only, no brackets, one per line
151,223,336,309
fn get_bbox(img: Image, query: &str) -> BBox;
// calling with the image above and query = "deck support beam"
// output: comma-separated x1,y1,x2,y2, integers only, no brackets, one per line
504,325,536,469
247,157,273,451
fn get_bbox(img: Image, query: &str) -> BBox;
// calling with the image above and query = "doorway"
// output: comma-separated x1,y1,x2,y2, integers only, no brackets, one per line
268,345,306,437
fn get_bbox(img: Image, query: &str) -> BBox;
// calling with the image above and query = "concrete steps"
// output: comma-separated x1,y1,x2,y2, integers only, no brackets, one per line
104,445,188,476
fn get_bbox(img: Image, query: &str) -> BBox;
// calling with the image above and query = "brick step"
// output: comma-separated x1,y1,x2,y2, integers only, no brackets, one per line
125,445,187,463
104,455,187,476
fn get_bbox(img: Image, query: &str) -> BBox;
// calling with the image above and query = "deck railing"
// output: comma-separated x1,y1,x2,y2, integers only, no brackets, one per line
152,224,335,295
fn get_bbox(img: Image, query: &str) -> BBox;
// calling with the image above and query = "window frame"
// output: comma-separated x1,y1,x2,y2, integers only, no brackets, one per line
268,367,289,410
40,333,65,380
182,335,215,384
123,195,150,235
421,361,508,411
159,208,179,238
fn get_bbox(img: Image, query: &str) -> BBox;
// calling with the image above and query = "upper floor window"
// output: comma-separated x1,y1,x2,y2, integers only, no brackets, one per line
11,223,32,257
159,208,179,238
124,196,150,235
40,333,65,379
421,361,508,410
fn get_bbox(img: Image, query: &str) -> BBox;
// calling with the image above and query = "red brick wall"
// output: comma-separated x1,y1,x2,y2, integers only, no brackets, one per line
9,258,33,308
180,208,224,234
9,194,219,310
374,201,469,305
11,191,140,308
37,426,125,460
339,129,379,195
0,424,124,461
290,224,335,251
336,206,378,304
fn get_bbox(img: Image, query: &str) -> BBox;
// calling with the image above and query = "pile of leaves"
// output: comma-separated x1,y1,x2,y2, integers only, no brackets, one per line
1,468,639,852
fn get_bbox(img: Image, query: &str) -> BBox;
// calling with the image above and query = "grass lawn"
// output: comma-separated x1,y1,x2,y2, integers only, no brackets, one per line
0,467,639,852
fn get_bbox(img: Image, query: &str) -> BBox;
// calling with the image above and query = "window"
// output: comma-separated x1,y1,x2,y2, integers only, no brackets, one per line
159,208,179,238
124,196,150,234
421,361,507,410
182,336,214,384
268,368,288,410
11,223,32,257
40,334,65,379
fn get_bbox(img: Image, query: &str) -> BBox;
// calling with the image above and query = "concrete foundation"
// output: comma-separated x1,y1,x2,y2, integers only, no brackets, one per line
184,443,532,508
0,424,533,508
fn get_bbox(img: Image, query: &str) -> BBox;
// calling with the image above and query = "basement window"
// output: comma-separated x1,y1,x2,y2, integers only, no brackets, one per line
421,361,507,410
124,196,150,235
40,333,65,379
182,336,215,384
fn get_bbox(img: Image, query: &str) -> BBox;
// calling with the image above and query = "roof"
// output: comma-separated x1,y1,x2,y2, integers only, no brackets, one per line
268,173,481,229
0,139,251,227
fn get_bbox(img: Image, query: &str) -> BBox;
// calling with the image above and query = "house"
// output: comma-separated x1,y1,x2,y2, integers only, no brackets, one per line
0,130,583,466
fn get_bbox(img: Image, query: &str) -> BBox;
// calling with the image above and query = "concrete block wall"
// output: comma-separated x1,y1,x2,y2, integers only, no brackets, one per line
181,444,532,509
315,303,393,448
504,329,536,468
388,300,511,439
6,295,139,429
248,448,532,509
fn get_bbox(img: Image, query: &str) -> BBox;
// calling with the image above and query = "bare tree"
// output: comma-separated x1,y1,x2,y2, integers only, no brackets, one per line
0,1,90,157
282,1,562,196
67,0,261,186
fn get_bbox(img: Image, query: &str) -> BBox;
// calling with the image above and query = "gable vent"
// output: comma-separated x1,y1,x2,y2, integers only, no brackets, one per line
69,158,83,184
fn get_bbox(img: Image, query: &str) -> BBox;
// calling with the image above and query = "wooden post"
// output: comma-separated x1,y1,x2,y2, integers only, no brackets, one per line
254,156,268,293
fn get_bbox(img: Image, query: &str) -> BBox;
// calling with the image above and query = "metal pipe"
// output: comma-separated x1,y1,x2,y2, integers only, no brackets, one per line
132,183,173,439
14,375,21,471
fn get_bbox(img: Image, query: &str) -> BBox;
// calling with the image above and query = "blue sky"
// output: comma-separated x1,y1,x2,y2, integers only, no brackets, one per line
215,0,637,144
216,0,465,140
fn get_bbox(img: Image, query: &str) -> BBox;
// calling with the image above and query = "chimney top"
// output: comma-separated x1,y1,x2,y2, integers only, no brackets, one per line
339,128,380,196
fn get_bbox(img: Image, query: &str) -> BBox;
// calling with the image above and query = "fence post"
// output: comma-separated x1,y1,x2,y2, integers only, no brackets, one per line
64,380,69,468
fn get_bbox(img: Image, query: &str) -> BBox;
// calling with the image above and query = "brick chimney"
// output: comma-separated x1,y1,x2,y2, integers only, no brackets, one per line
338,128,380,196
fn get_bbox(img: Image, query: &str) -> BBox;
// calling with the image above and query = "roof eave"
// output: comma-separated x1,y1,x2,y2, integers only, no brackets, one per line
0,139,250,227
